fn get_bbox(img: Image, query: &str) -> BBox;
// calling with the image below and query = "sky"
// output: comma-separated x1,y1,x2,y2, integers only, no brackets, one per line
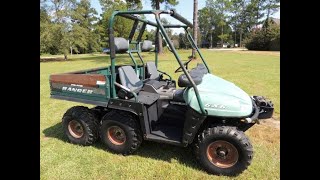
91,0,280,34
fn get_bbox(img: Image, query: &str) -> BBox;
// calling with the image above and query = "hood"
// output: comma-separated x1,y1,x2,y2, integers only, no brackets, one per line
184,74,253,117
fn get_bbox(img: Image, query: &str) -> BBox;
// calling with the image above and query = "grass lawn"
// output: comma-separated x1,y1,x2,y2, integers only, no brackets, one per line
40,49,280,179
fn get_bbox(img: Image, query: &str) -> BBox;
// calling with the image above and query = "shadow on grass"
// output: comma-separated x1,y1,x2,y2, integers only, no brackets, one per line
43,122,68,142
43,122,203,172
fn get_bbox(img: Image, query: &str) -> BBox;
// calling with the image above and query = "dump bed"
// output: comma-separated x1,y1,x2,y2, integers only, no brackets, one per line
49,67,112,106
49,65,145,106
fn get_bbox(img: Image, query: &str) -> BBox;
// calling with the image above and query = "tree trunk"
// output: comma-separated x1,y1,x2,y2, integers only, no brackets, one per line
156,1,163,54
234,29,236,47
240,29,242,47
210,32,212,48
64,54,68,60
221,25,224,45
192,0,198,59
70,46,73,55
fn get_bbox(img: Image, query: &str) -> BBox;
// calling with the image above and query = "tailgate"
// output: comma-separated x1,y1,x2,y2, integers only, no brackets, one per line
49,73,110,104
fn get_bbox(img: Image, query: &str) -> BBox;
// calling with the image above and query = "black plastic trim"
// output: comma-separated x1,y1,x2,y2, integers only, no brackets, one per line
109,28,115,59
107,98,147,135
182,107,207,145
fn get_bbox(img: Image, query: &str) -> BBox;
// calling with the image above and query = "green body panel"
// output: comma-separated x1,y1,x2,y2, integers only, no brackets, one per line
184,74,253,117
51,91,108,101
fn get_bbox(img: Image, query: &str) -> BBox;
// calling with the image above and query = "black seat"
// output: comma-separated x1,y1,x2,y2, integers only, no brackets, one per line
118,66,143,93
193,63,208,74
173,89,185,102
178,73,203,87
178,69,204,87
145,62,176,89
178,63,209,87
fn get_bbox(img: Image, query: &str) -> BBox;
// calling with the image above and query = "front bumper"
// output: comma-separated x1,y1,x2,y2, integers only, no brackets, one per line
245,96,274,123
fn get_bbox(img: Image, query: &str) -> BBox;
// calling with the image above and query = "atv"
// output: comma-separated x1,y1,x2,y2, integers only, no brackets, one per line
49,10,274,176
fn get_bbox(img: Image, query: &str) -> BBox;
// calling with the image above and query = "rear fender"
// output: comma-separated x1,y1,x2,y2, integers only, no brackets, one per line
106,99,147,135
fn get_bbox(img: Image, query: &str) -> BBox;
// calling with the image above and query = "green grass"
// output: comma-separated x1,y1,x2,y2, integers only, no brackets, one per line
40,49,280,179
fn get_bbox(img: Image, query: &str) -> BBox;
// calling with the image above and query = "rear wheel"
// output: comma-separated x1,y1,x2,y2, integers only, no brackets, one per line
100,111,142,155
62,106,99,145
194,126,253,176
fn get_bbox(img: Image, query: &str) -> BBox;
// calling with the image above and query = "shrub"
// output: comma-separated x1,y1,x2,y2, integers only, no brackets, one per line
244,23,280,51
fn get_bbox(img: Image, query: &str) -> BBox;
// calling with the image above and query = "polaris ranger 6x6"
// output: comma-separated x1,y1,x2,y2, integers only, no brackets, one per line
49,9,274,176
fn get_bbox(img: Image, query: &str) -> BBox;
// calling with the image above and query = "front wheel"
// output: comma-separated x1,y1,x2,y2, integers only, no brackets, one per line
194,126,253,176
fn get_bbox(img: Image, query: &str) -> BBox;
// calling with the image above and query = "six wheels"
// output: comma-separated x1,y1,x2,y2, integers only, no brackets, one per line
62,106,99,145
61,106,254,176
193,126,253,176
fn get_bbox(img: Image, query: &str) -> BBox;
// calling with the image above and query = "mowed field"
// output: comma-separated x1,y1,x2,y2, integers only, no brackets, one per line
40,49,280,180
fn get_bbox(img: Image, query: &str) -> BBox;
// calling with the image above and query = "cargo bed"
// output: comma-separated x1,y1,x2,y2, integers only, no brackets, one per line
49,65,145,106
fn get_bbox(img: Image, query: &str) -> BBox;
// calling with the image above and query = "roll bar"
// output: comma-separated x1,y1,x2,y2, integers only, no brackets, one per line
108,10,208,115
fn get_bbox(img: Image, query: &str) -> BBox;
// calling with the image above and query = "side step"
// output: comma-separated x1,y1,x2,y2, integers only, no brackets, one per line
145,134,183,146
145,125,184,146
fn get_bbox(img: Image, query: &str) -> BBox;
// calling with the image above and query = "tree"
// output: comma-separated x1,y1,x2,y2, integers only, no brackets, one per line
206,0,232,45
246,0,279,28
178,32,191,49
45,0,79,60
244,19,279,50
161,18,173,38
171,33,180,49
126,0,143,10
229,0,248,46
198,7,214,48
40,0,102,58
150,0,179,54
145,29,156,42
99,0,142,10
98,0,142,49
192,0,198,58
40,3,53,54
264,0,280,28
71,0,100,54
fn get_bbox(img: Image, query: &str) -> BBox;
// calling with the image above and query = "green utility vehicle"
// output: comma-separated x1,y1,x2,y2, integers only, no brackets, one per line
49,10,273,176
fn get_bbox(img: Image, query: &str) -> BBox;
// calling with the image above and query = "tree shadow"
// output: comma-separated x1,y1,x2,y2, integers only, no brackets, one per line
43,122,203,172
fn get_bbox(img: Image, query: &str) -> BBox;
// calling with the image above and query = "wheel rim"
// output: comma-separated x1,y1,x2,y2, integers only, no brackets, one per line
107,126,126,145
206,140,239,168
68,120,84,138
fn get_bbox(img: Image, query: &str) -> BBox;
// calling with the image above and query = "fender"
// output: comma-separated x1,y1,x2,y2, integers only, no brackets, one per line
107,98,148,135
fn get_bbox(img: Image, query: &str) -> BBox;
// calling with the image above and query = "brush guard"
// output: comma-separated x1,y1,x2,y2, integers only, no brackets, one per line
244,96,274,123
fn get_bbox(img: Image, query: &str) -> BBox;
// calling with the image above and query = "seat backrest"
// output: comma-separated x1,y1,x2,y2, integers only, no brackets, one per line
194,63,208,74
118,66,143,92
146,62,160,80
114,37,129,53
141,40,153,52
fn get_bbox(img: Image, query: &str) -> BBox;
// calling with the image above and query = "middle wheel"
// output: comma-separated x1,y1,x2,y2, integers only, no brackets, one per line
100,111,142,155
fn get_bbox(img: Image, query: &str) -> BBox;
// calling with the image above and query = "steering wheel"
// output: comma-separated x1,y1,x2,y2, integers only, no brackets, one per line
174,58,193,73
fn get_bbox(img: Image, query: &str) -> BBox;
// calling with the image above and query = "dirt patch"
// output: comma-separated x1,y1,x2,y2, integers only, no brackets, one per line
41,136,51,141
233,50,280,56
259,117,280,130
208,48,248,51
